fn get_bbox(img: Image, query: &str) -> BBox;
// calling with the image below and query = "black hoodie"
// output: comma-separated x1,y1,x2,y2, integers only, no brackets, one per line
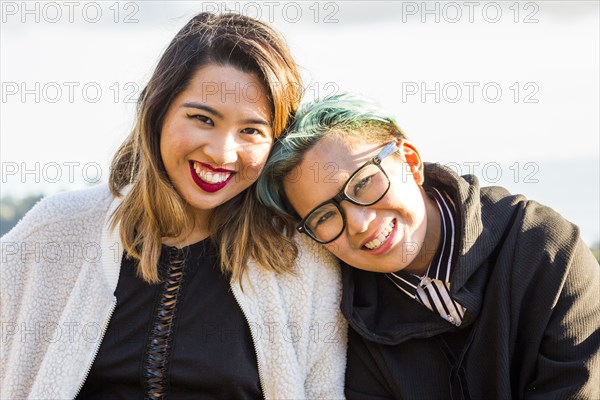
343,163,600,400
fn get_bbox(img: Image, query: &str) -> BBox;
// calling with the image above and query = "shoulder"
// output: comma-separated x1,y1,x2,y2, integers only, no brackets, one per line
275,234,342,298
278,235,343,317
519,199,580,248
483,193,593,298
506,198,581,267
1,184,114,243
246,233,341,289
478,186,580,259
517,200,593,290
242,234,342,306
294,234,340,279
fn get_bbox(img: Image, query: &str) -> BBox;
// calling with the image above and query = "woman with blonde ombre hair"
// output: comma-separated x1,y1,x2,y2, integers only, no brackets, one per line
0,12,346,399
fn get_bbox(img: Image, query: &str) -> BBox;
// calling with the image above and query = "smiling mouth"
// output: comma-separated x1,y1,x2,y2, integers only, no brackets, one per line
192,161,232,184
189,161,235,192
363,220,396,250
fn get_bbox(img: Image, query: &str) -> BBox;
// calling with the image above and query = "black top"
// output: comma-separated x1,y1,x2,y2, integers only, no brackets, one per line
342,163,600,399
76,238,262,399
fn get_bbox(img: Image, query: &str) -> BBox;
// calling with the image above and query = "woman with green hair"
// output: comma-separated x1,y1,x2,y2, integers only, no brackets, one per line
257,92,600,399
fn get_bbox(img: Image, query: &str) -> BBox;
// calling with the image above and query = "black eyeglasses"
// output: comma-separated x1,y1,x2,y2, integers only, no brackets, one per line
296,141,398,244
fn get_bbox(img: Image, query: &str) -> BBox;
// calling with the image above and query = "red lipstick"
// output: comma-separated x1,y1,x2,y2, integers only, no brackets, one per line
197,162,235,173
189,161,235,193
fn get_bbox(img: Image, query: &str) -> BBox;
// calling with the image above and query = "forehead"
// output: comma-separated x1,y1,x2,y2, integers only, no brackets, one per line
283,135,381,213
304,135,381,177
182,64,271,117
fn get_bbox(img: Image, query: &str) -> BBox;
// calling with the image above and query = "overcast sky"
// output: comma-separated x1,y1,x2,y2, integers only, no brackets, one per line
1,1,598,245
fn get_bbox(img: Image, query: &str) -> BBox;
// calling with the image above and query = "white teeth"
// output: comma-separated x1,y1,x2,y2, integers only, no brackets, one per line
364,220,396,250
193,161,231,184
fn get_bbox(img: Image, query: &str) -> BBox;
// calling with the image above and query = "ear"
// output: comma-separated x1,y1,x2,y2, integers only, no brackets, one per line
396,139,424,185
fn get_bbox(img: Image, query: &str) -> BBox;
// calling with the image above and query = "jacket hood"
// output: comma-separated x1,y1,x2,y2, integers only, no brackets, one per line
341,162,526,345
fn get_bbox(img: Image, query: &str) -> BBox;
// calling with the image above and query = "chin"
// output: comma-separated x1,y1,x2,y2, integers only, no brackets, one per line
346,260,394,274
190,196,229,211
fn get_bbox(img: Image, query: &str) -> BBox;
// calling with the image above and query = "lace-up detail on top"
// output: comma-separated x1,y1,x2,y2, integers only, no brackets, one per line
144,246,186,400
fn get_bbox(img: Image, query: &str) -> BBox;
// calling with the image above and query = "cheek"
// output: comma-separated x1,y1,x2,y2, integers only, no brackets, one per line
324,241,364,268
324,242,339,254
324,240,350,257
161,124,193,162
159,135,173,170
239,144,272,177
384,184,425,218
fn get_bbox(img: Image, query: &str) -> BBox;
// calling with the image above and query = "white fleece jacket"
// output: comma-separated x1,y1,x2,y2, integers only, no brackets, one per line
0,184,347,399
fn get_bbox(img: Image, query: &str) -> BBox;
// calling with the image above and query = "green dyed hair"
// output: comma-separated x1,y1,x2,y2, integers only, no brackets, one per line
256,92,407,222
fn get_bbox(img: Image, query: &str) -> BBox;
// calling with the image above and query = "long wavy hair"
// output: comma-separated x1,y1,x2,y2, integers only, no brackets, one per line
109,12,302,283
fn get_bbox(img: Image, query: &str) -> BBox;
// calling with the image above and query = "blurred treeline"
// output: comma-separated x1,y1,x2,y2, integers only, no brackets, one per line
1,194,599,263
1,194,44,236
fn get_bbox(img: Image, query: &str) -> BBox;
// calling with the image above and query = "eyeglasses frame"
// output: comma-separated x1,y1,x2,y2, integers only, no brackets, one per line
296,141,399,244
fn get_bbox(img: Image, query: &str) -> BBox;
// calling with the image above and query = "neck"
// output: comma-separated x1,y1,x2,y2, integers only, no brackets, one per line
161,208,211,248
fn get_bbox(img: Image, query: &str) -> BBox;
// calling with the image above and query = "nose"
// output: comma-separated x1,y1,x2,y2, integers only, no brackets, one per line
202,129,240,167
342,202,376,237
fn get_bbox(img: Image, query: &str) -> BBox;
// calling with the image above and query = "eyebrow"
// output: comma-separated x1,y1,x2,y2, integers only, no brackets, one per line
181,102,271,126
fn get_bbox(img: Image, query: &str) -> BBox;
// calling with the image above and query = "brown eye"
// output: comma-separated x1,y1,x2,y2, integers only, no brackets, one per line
353,175,374,196
188,114,213,126
240,127,261,136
